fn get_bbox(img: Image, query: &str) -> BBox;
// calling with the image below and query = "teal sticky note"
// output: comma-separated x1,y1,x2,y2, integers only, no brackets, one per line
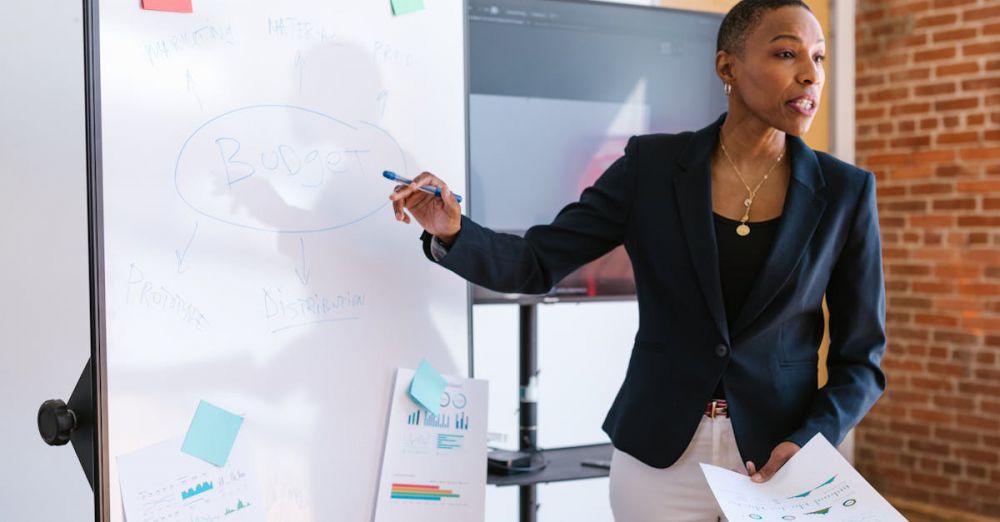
409,360,446,415
181,400,244,467
391,0,424,16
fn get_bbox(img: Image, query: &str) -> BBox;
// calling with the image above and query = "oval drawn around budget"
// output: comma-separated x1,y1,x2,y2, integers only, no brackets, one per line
174,105,405,233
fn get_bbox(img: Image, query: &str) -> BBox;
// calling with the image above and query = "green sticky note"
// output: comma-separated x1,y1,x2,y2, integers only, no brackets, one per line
391,0,425,16
409,360,447,415
181,400,244,467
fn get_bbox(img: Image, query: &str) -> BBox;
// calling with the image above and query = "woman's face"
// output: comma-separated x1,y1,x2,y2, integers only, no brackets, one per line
727,6,826,136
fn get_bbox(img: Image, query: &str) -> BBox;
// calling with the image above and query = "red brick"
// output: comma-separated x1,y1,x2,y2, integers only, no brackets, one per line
934,427,977,445
915,47,957,62
958,179,1000,192
934,263,981,278
911,472,952,488
984,22,1000,36
857,138,886,151
911,182,952,195
933,27,977,42
915,13,958,28
870,87,910,102
963,76,1000,91
890,102,931,116
890,135,931,148
936,62,980,76
960,147,1000,160
957,216,1000,228
936,132,979,145
911,215,954,227
857,107,886,120
964,5,1000,22
966,41,1000,56
913,150,956,162
956,447,1000,463
914,82,957,96
890,68,931,81
912,282,954,294
933,330,979,345
931,197,976,210
935,97,979,111
914,313,958,326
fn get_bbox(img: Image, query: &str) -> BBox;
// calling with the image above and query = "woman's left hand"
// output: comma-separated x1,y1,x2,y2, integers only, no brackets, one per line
745,441,801,483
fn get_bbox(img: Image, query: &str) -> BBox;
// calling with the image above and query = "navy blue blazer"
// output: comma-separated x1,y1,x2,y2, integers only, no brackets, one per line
424,113,886,469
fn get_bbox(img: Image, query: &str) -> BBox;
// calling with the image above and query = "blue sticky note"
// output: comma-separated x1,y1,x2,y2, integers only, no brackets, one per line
409,360,447,415
181,400,244,467
391,0,424,16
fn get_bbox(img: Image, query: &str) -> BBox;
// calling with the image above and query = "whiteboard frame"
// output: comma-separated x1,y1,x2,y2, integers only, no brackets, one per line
83,0,111,519
85,1,475,520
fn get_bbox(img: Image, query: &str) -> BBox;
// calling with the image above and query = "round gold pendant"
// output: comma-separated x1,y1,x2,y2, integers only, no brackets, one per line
736,224,751,236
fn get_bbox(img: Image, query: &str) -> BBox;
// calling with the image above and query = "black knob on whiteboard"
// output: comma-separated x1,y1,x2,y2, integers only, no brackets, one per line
38,399,77,446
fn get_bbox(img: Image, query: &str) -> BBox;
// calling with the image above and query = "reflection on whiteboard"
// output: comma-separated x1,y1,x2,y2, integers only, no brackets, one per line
118,436,263,522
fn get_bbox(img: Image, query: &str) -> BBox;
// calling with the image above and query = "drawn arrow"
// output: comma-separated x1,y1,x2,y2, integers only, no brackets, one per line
185,69,204,112
294,52,305,95
294,237,311,285
376,90,389,120
175,221,199,273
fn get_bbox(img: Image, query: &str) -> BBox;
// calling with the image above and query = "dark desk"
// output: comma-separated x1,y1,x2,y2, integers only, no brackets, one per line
488,443,614,487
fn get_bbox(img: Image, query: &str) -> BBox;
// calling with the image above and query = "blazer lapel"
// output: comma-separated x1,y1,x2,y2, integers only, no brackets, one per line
729,134,827,339
674,115,730,345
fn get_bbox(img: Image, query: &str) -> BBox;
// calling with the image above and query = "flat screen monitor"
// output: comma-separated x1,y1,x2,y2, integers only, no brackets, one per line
468,0,726,303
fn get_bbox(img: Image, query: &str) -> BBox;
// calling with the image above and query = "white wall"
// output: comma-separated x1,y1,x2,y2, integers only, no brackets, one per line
0,0,95,519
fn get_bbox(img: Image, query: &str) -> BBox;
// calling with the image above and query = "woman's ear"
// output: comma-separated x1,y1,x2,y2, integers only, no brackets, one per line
715,50,736,85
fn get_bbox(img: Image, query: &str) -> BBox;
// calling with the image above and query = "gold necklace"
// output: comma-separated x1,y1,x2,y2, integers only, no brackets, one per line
719,134,785,237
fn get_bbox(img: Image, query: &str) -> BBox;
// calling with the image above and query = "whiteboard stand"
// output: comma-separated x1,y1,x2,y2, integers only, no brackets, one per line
484,303,613,522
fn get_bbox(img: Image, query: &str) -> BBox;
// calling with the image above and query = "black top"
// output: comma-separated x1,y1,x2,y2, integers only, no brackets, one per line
712,212,782,400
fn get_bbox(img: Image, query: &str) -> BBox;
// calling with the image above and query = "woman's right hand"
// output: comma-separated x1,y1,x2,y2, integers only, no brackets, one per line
388,171,462,245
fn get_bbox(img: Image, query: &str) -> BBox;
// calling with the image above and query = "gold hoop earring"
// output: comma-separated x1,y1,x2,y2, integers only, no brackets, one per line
724,83,732,96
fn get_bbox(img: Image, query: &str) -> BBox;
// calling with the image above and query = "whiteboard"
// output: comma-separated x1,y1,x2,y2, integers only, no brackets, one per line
97,1,469,520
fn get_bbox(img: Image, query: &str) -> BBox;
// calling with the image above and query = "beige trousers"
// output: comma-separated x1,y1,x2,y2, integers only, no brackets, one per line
609,415,748,522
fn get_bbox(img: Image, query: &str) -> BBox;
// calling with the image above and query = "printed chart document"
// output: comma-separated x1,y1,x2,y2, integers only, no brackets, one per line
374,368,489,522
118,435,264,522
701,434,906,521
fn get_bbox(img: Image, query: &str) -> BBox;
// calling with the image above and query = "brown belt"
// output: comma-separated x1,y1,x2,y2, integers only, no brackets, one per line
704,399,729,418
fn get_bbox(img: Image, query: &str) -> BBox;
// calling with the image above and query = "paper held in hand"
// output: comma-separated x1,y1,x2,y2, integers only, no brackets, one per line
700,433,907,521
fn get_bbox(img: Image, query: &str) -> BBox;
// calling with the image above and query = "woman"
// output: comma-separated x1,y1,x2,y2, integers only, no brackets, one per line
390,1,886,520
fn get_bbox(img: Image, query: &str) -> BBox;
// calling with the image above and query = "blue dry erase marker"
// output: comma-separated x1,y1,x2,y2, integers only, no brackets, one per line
383,170,463,203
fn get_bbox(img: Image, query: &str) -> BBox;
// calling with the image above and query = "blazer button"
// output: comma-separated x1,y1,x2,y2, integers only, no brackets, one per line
715,344,729,358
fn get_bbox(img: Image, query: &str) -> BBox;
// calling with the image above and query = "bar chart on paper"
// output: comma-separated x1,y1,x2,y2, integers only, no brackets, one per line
118,437,264,522
374,368,488,522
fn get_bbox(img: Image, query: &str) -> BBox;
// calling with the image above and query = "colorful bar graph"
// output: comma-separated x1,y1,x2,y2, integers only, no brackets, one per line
437,433,464,450
407,410,421,425
180,481,213,500
390,483,460,501
455,412,469,430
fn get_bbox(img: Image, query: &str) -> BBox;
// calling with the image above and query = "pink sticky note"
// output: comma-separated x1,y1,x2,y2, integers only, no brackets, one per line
142,0,193,13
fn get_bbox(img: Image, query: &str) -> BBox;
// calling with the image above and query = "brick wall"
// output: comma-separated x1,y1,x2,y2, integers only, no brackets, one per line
853,0,1000,517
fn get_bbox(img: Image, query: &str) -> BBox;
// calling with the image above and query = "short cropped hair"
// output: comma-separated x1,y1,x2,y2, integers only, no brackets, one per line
717,0,812,56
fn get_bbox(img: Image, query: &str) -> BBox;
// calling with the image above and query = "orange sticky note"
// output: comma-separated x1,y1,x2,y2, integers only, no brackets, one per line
142,0,193,13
